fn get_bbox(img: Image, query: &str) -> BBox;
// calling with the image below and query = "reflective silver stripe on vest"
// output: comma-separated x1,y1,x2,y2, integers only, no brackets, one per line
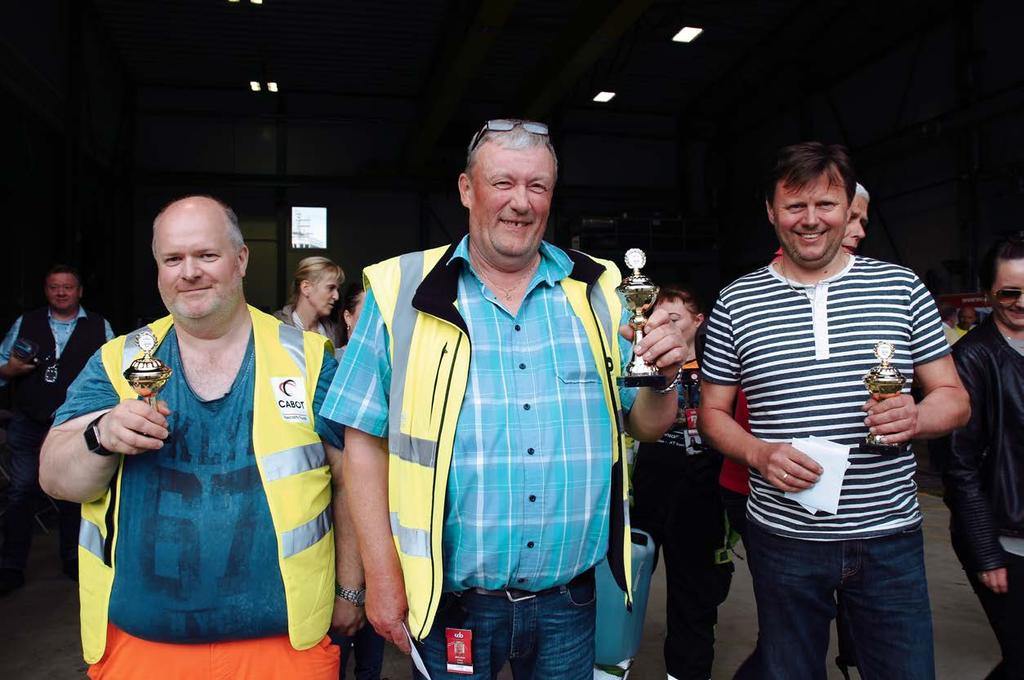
589,286,615,356
79,519,104,560
590,281,624,433
121,325,155,373
263,443,326,482
391,434,437,468
281,507,331,558
390,511,431,558
387,251,432,468
278,323,307,375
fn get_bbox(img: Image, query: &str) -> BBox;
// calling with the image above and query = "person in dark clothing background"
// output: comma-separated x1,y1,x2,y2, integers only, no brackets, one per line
0,264,113,595
937,233,1024,679
631,285,734,680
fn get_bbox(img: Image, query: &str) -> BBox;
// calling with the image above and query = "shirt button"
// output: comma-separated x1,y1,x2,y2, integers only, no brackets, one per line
527,541,535,548
517,578,526,583
527,448,535,455
514,324,521,331
523,403,531,411
529,495,536,502
519,363,526,370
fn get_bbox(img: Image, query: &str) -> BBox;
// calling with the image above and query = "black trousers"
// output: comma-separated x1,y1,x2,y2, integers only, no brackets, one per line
953,535,1024,679
632,449,733,680
2,413,80,571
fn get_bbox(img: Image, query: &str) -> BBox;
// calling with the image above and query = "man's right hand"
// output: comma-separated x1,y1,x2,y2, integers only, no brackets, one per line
366,582,411,654
1,355,36,378
98,399,171,455
751,441,822,492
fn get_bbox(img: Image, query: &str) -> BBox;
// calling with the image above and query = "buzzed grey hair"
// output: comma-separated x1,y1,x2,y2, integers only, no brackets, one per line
855,182,870,203
465,125,559,181
151,195,244,255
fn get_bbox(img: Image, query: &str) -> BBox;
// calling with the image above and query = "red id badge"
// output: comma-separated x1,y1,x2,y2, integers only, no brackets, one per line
685,407,698,430
446,627,473,675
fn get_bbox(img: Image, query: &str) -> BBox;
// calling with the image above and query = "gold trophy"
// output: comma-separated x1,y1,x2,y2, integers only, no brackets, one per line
123,330,172,407
617,248,667,388
862,341,908,454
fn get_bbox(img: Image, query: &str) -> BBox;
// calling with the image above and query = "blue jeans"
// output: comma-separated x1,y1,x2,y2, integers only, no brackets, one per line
414,574,596,680
330,623,385,680
736,522,934,680
2,413,80,571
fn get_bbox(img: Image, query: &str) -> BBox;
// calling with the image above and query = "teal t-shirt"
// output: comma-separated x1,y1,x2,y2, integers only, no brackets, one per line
55,329,343,642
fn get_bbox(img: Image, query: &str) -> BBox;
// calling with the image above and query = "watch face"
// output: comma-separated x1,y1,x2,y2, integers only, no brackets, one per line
84,423,101,452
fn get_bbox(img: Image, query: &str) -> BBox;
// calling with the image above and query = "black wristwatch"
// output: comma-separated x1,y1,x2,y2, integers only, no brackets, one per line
335,583,366,607
84,415,115,457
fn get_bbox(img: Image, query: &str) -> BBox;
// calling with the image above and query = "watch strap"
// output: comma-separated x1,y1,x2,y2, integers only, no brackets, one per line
654,366,685,394
84,414,115,457
335,583,366,606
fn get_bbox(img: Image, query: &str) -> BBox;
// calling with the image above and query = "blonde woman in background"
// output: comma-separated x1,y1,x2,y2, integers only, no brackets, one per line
274,256,345,351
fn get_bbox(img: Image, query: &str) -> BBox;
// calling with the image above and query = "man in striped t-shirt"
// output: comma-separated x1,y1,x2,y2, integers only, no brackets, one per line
698,142,969,679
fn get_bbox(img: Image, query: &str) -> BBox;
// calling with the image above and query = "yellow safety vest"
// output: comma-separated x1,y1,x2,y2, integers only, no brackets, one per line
366,243,634,640
78,306,335,663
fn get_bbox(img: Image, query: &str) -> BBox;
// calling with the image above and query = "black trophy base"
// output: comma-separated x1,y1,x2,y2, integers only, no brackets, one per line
859,440,911,456
618,373,667,389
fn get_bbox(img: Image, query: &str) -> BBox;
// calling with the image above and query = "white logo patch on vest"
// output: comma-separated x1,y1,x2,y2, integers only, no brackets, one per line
272,377,309,423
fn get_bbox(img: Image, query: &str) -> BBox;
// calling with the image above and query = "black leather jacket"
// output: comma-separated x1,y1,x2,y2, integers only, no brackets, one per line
935,317,1024,572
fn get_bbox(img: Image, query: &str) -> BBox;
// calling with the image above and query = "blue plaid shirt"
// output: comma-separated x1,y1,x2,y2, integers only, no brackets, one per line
321,237,636,592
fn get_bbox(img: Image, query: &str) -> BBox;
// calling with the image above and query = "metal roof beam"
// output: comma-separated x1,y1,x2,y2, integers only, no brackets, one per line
520,0,655,121
404,0,517,170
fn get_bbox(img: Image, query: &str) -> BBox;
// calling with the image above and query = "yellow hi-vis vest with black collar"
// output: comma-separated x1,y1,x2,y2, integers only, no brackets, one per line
365,243,634,641
78,305,335,663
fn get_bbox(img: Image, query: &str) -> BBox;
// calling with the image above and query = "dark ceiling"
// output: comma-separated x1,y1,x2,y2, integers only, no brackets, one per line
85,0,954,171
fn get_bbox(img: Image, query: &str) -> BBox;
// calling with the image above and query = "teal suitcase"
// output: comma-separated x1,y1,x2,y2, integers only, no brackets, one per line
594,529,657,667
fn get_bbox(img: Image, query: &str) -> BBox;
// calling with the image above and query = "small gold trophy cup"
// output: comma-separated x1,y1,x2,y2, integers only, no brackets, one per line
123,330,172,407
617,248,667,389
862,341,908,454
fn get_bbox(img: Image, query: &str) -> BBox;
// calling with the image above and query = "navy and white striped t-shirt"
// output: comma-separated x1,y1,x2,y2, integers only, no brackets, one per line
702,256,950,540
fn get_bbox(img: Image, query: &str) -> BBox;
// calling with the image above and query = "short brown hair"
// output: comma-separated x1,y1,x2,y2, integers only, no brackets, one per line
46,264,82,287
980,232,1024,291
765,142,856,205
655,284,703,315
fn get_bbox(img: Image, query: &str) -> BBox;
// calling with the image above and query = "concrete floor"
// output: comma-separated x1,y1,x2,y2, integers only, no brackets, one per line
0,494,1001,679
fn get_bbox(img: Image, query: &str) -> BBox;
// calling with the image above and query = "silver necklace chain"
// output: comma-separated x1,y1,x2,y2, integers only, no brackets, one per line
777,253,849,299
477,258,538,302
777,258,809,299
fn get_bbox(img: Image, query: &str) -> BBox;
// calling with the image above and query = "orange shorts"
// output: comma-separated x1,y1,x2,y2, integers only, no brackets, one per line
87,623,340,680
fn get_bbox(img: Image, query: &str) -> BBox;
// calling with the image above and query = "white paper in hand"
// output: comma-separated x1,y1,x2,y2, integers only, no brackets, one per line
783,437,851,515
404,623,433,679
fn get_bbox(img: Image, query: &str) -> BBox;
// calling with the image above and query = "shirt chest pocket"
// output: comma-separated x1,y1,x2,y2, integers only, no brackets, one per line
548,314,602,385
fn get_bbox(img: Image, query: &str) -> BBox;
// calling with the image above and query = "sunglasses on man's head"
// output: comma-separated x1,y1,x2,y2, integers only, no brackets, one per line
469,119,549,152
993,288,1024,305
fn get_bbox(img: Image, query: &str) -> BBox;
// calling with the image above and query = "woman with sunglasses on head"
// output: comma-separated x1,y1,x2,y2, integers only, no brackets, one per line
274,256,345,351
937,233,1024,679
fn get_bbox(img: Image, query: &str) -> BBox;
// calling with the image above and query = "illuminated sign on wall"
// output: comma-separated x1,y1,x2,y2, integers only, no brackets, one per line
291,207,327,249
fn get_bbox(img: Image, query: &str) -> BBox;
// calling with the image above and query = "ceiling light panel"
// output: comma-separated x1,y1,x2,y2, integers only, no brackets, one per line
672,26,703,43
